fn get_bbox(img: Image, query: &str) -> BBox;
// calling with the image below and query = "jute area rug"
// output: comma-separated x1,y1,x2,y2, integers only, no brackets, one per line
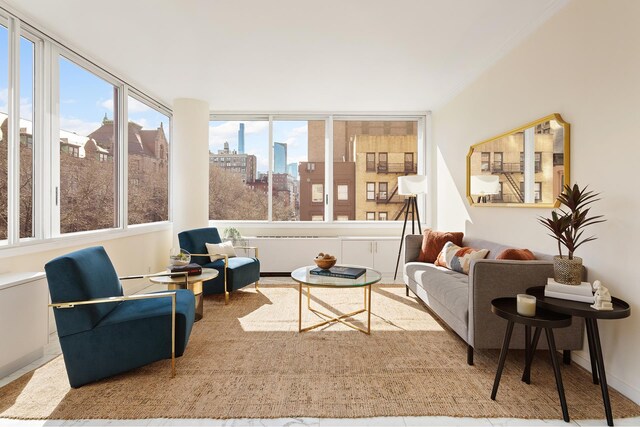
1,284,639,420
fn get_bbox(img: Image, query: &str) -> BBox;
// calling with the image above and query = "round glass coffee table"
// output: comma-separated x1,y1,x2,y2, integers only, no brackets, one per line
150,268,218,322
291,265,381,334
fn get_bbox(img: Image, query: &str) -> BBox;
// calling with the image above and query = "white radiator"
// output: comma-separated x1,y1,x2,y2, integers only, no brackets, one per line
0,272,48,378
247,237,341,273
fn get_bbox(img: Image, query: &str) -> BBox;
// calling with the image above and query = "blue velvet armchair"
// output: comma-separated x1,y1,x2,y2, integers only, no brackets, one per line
178,227,260,303
45,246,195,388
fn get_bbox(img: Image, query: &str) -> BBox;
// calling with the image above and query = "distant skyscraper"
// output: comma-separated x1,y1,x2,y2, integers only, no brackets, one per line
287,162,298,179
274,142,287,174
238,123,245,154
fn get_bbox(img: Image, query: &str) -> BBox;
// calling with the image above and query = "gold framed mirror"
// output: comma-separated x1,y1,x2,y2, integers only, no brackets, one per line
466,113,570,207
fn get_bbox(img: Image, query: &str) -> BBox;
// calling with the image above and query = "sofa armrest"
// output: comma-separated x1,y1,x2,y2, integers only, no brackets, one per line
468,259,584,351
404,234,422,264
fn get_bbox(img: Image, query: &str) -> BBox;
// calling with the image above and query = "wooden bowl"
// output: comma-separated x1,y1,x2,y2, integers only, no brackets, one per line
314,257,336,270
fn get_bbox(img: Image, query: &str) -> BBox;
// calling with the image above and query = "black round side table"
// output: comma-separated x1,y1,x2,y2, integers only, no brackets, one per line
491,297,573,423
527,286,631,427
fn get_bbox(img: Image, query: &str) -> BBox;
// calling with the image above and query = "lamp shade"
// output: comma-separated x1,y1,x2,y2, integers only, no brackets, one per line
470,175,500,195
398,175,427,196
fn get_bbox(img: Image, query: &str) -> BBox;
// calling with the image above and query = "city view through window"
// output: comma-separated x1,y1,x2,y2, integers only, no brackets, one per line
0,40,170,241
209,119,419,221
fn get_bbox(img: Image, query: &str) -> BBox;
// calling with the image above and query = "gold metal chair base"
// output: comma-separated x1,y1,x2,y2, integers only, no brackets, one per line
298,283,372,334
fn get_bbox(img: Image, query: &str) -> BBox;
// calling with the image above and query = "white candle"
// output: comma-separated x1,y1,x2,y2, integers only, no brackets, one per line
517,294,536,317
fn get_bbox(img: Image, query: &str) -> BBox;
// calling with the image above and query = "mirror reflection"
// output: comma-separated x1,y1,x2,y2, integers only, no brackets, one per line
467,113,569,207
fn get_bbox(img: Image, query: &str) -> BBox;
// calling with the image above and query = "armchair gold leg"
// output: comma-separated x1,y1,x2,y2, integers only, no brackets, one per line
171,293,176,378
255,281,260,291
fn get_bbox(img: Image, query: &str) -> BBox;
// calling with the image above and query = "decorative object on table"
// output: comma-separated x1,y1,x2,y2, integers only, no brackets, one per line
222,227,245,245
169,247,191,266
496,248,536,260
313,252,337,270
516,294,537,317
470,175,500,203
310,265,366,279
591,280,613,311
538,183,606,285
544,277,594,303
169,262,203,276
394,174,427,280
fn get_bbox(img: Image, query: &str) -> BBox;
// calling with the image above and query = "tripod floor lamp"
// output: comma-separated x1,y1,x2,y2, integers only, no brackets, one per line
394,175,427,281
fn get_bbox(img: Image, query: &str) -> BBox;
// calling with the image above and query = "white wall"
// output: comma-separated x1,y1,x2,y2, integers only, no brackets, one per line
433,0,640,403
0,229,173,295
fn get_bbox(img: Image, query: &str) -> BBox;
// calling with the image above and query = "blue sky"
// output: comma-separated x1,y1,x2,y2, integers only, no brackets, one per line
0,26,169,141
209,120,309,174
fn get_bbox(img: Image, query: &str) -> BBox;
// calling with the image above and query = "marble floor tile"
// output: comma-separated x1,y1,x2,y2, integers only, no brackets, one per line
404,416,493,426
319,417,405,426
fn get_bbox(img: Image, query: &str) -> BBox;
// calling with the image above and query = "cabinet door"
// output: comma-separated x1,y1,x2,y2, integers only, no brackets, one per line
341,240,374,267
373,239,401,273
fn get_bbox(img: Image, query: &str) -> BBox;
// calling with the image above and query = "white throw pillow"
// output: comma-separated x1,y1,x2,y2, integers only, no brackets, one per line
206,241,237,262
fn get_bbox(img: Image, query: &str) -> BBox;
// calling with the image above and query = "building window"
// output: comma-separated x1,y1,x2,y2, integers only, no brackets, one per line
366,182,375,200
535,181,542,202
481,152,490,172
336,215,349,221
366,152,375,171
378,182,388,201
59,56,118,234
378,152,388,172
312,183,324,203
366,212,375,221
311,215,323,221
379,212,388,221
535,152,542,172
404,152,414,173
493,152,503,172
337,184,348,201
127,94,170,225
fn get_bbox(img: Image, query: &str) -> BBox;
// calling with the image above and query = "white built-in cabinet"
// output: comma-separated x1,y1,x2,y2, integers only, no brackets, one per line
341,237,401,273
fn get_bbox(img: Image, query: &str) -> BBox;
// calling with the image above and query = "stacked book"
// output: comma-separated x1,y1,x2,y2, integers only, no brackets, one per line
169,263,203,276
544,278,594,303
310,265,366,279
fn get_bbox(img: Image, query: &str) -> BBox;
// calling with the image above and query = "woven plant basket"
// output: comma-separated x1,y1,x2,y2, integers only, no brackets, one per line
554,255,583,285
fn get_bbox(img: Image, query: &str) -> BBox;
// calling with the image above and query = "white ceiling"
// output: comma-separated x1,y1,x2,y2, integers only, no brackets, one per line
4,0,567,112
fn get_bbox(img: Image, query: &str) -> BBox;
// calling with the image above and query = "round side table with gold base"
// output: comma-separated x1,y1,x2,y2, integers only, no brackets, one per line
150,268,218,321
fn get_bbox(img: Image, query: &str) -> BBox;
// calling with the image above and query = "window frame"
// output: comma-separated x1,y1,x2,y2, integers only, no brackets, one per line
0,9,173,256
209,113,428,229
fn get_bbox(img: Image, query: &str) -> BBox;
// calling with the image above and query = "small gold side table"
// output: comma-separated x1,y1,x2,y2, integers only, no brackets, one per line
150,268,218,321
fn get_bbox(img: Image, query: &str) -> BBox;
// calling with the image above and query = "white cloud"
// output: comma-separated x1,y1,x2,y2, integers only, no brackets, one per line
60,116,101,137
128,97,151,113
100,98,113,111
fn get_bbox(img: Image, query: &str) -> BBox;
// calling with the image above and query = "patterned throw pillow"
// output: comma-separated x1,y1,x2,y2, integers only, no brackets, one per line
435,241,489,274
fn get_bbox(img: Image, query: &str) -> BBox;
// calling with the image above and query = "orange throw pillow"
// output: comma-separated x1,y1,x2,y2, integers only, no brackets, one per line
417,229,464,263
496,248,536,260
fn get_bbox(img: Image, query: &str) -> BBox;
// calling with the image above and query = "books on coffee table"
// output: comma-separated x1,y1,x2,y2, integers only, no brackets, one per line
544,278,594,303
310,265,366,279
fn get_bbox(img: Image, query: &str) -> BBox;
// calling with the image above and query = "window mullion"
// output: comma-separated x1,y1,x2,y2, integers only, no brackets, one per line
49,44,60,236
7,17,20,244
32,32,45,240
119,85,127,229
268,116,273,222
325,116,333,223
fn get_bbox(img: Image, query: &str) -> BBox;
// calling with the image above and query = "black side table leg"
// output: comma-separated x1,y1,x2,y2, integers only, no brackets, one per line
545,328,570,423
406,285,409,296
585,318,599,385
522,327,542,384
491,320,514,400
590,319,614,426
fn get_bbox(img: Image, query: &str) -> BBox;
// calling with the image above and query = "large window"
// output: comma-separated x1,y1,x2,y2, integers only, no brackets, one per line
127,95,170,225
0,12,171,251
209,119,268,220
0,26,37,242
208,116,423,223
59,56,118,233
0,24,9,241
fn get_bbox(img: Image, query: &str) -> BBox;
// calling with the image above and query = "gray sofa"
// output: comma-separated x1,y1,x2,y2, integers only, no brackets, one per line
403,235,584,365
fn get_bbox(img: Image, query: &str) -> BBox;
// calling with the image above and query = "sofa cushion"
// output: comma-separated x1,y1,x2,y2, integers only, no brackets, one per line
417,229,464,263
404,262,469,325
206,241,237,261
496,248,536,260
435,242,489,274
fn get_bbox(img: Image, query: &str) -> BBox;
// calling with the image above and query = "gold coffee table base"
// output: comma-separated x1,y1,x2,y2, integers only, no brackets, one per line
298,283,372,334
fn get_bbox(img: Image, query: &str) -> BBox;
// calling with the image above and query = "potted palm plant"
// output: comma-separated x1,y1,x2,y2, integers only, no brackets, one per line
538,183,605,285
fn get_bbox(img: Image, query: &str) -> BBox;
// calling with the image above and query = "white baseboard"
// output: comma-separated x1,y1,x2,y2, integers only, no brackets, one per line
0,348,44,379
